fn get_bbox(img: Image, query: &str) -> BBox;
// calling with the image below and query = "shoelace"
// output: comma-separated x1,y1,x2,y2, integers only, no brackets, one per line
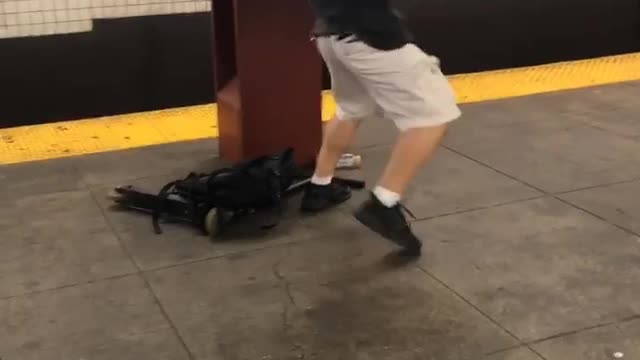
398,202,417,220
390,202,418,231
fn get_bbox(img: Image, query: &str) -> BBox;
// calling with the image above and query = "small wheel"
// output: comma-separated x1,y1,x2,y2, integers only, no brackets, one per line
205,207,228,239
107,189,123,201
107,190,130,208
108,186,135,204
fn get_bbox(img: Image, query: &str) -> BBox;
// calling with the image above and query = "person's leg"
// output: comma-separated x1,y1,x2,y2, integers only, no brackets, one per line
354,123,448,257
301,36,376,212
373,123,447,204
349,44,461,256
312,116,360,182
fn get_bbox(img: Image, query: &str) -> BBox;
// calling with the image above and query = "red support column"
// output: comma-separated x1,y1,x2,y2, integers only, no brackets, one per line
212,0,323,166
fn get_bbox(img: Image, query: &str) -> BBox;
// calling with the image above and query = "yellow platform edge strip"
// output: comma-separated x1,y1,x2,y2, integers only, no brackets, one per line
2,52,640,165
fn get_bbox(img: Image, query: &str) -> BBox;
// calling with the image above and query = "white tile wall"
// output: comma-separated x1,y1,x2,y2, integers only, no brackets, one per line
0,0,212,39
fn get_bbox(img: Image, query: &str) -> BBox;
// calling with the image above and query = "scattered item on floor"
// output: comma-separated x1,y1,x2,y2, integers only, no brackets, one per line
109,148,365,238
337,153,362,169
613,352,624,359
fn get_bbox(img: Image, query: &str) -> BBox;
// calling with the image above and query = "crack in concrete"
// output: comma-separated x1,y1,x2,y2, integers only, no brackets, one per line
272,246,298,308
280,302,293,337
271,246,307,359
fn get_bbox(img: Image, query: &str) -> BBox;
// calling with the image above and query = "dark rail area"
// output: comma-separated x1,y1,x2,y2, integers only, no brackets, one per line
1,1,638,128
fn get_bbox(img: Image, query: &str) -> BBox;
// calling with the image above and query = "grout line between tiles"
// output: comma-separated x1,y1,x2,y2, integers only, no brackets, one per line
413,265,549,359
443,144,640,239
0,272,136,301
88,189,197,360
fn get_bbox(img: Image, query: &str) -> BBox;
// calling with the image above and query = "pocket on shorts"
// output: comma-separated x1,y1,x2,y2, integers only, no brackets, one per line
415,55,460,118
314,37,333,58
335,37,376,58
421,60,457,98
403,44,441,71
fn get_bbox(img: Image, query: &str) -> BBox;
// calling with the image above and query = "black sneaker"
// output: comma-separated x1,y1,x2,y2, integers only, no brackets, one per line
300,181,352,212
353,193,422,257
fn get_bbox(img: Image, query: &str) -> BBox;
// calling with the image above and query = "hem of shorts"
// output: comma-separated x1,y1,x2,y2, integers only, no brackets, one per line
394,110,462,131
335,110,376,122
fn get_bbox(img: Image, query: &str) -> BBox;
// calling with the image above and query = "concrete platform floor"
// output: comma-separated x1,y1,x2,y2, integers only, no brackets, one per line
2,81,640,360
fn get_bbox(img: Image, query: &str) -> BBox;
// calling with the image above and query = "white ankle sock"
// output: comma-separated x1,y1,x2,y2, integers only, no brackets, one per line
373,186,400,207
311,175,333,186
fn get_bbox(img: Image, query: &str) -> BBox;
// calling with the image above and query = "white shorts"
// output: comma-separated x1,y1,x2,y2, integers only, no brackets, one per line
316,36,461,130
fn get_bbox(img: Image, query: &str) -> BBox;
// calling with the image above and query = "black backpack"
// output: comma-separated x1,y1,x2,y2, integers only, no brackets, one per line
151,148,305,234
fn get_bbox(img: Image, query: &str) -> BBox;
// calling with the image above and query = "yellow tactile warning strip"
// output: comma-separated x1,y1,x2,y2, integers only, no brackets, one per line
2,52,640,165
448,52,640,103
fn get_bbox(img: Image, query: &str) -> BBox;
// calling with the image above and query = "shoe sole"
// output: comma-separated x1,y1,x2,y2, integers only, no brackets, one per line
353,208,407,247
353,208,422,257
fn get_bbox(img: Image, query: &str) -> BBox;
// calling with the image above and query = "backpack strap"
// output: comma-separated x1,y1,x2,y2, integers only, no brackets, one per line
258,167,285,230
152,180,179,234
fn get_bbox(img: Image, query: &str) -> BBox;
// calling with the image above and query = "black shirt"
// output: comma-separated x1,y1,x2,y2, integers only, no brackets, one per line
308,0,412,50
